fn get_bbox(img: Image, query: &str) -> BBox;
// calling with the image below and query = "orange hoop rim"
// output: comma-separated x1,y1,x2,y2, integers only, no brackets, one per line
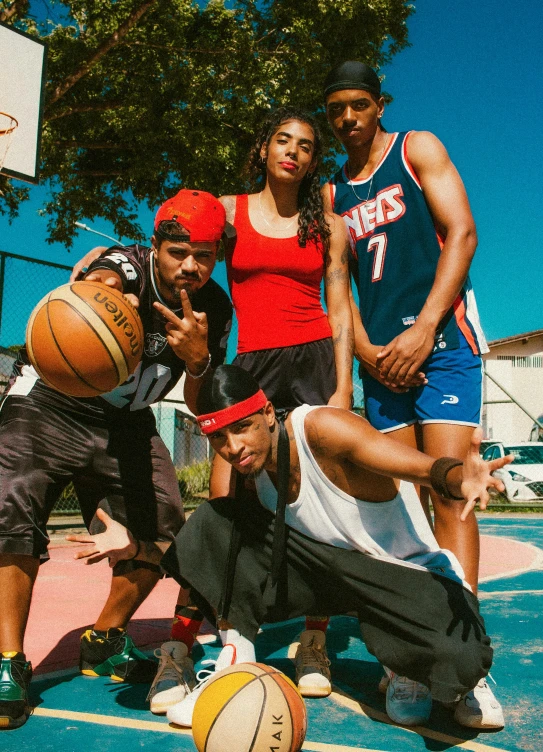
0,111,18,136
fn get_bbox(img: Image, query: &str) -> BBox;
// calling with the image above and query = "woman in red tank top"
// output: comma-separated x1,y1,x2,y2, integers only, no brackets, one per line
218,107,353,412
212,110,354,701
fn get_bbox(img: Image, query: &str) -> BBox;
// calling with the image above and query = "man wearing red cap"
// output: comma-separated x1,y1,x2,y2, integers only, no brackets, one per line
0,190,232,730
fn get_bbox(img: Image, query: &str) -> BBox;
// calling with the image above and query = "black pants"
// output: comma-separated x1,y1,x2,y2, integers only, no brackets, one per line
0,392,184,560
162,496,493,704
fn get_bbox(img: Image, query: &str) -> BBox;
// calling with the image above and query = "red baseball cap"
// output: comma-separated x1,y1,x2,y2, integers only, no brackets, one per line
154,189,226,242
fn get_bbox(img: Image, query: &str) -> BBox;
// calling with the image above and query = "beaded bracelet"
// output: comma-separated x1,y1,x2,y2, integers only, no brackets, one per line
186,353,212,379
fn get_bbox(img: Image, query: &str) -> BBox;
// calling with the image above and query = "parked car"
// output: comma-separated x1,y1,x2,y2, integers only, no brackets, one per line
479,440,499,457
482,442,543,501
529,417,543,442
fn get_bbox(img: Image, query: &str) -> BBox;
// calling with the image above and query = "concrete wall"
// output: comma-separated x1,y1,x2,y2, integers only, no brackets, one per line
483,335,543,442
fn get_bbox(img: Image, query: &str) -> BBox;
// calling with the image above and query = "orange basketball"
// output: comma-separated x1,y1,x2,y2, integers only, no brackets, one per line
26,281,144,397
192,662,307,752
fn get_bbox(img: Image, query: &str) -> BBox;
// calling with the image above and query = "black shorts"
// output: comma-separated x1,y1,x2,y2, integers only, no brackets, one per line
0,392,184,561
233,338,336,410
162,496,492,704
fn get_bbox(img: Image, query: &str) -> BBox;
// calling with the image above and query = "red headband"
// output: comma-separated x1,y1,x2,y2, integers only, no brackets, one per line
197,390,268,435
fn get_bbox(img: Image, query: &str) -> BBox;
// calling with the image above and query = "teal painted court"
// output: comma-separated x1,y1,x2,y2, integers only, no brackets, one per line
2,517,542,752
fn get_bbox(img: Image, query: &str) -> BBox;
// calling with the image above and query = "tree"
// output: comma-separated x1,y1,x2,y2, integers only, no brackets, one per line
0,0,413,246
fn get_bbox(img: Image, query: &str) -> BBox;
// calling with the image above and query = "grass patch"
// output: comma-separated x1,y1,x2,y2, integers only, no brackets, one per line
176,458,211,508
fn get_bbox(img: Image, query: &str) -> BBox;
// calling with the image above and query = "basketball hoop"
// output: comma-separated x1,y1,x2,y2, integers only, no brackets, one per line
0,112,18,175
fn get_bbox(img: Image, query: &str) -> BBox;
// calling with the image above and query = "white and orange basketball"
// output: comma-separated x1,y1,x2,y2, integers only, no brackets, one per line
26,281,144,397
192,662,307,752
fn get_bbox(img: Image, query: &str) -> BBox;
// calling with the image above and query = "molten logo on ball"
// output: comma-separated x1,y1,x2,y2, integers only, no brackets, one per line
93,292,141,357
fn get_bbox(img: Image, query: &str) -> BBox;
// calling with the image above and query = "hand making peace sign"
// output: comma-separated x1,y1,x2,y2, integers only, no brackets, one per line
153,289,210,375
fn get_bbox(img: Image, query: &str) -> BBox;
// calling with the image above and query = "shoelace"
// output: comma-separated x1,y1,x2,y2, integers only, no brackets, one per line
391,676,429,702
297,645,331,670
146,648,192,699
184,659,219,696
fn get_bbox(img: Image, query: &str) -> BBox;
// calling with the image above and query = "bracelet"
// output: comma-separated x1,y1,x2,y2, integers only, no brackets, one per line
186,353,212,379
429,457,464,500
127,539,140,560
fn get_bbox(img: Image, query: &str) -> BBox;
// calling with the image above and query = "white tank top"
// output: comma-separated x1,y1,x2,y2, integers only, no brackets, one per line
255,405,467,586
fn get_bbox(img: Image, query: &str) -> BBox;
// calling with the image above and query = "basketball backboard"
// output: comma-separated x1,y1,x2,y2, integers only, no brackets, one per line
0,21,47,184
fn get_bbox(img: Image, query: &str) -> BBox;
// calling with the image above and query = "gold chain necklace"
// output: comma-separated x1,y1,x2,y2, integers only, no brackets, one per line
258,191,298,232
346,135,390,203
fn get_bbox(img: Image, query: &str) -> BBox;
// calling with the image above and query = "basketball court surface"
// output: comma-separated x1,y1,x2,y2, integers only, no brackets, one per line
1,516,542,751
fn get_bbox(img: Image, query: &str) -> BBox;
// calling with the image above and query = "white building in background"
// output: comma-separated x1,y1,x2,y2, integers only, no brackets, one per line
483,329,543,442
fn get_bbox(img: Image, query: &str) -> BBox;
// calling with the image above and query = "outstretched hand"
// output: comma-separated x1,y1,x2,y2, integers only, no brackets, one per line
459,427,513,520
66,508,137,567
154,290,209,373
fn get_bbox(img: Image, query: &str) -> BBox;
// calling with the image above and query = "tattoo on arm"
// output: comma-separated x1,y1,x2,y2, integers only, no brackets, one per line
326,268,349,286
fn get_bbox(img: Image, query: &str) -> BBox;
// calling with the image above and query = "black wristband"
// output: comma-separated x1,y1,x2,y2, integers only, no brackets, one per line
430,457,464,500
127,539,140,560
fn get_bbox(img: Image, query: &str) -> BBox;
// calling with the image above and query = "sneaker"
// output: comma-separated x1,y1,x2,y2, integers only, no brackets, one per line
454,678,505,729
167,644,237,728
0,652,33,730
378,672,389,694
147,641,196,714
385,669,432,726
80,628,157,683
293,630,332,698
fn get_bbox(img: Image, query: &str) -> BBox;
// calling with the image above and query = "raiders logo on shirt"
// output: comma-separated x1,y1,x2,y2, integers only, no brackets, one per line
144,332,168,357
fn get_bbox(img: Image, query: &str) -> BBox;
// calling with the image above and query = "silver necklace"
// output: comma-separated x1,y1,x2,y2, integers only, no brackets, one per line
346,135,390,203
258,191,298,232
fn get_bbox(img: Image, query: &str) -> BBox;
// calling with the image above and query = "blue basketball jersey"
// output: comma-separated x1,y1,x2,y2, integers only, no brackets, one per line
328,131,488,355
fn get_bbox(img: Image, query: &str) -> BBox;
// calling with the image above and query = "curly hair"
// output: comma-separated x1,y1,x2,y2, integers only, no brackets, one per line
245,107,331,251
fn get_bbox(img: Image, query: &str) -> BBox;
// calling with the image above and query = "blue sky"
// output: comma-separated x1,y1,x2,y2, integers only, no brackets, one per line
1,0,541,344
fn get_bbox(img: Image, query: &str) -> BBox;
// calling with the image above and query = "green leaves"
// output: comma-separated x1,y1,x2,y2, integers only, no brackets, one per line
1,0,413,245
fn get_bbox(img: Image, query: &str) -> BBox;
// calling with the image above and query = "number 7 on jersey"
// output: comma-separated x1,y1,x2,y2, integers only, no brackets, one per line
367,233,388,282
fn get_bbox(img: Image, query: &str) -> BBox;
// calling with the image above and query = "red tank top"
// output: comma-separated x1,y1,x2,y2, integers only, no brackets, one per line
227,195,332,353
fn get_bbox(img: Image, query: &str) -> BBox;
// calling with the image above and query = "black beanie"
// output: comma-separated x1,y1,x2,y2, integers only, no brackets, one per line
324,61,381,100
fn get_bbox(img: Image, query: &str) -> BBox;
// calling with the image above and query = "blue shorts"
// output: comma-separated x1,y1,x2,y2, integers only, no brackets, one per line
361,331,483,433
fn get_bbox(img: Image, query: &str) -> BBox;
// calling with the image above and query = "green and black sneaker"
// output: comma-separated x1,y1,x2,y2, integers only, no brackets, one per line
0,652,32,730
80,628,157,683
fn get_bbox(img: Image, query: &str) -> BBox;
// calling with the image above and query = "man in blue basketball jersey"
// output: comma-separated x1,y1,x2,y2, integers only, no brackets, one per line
322,61,503,729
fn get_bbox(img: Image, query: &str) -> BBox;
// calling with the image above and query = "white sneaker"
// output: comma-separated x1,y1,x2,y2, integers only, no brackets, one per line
167,644,237,728
385,670,432,726
294,630,332,698
147,641,197,714
454,678,505,729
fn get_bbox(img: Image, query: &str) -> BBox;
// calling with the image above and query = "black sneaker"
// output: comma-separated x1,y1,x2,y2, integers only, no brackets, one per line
0,652,32,730
79,628,157,683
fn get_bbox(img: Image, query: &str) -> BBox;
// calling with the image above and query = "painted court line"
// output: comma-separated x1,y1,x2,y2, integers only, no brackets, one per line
33,707,192,736
32,707,386,752
479,589,543,599
330,689,511,752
